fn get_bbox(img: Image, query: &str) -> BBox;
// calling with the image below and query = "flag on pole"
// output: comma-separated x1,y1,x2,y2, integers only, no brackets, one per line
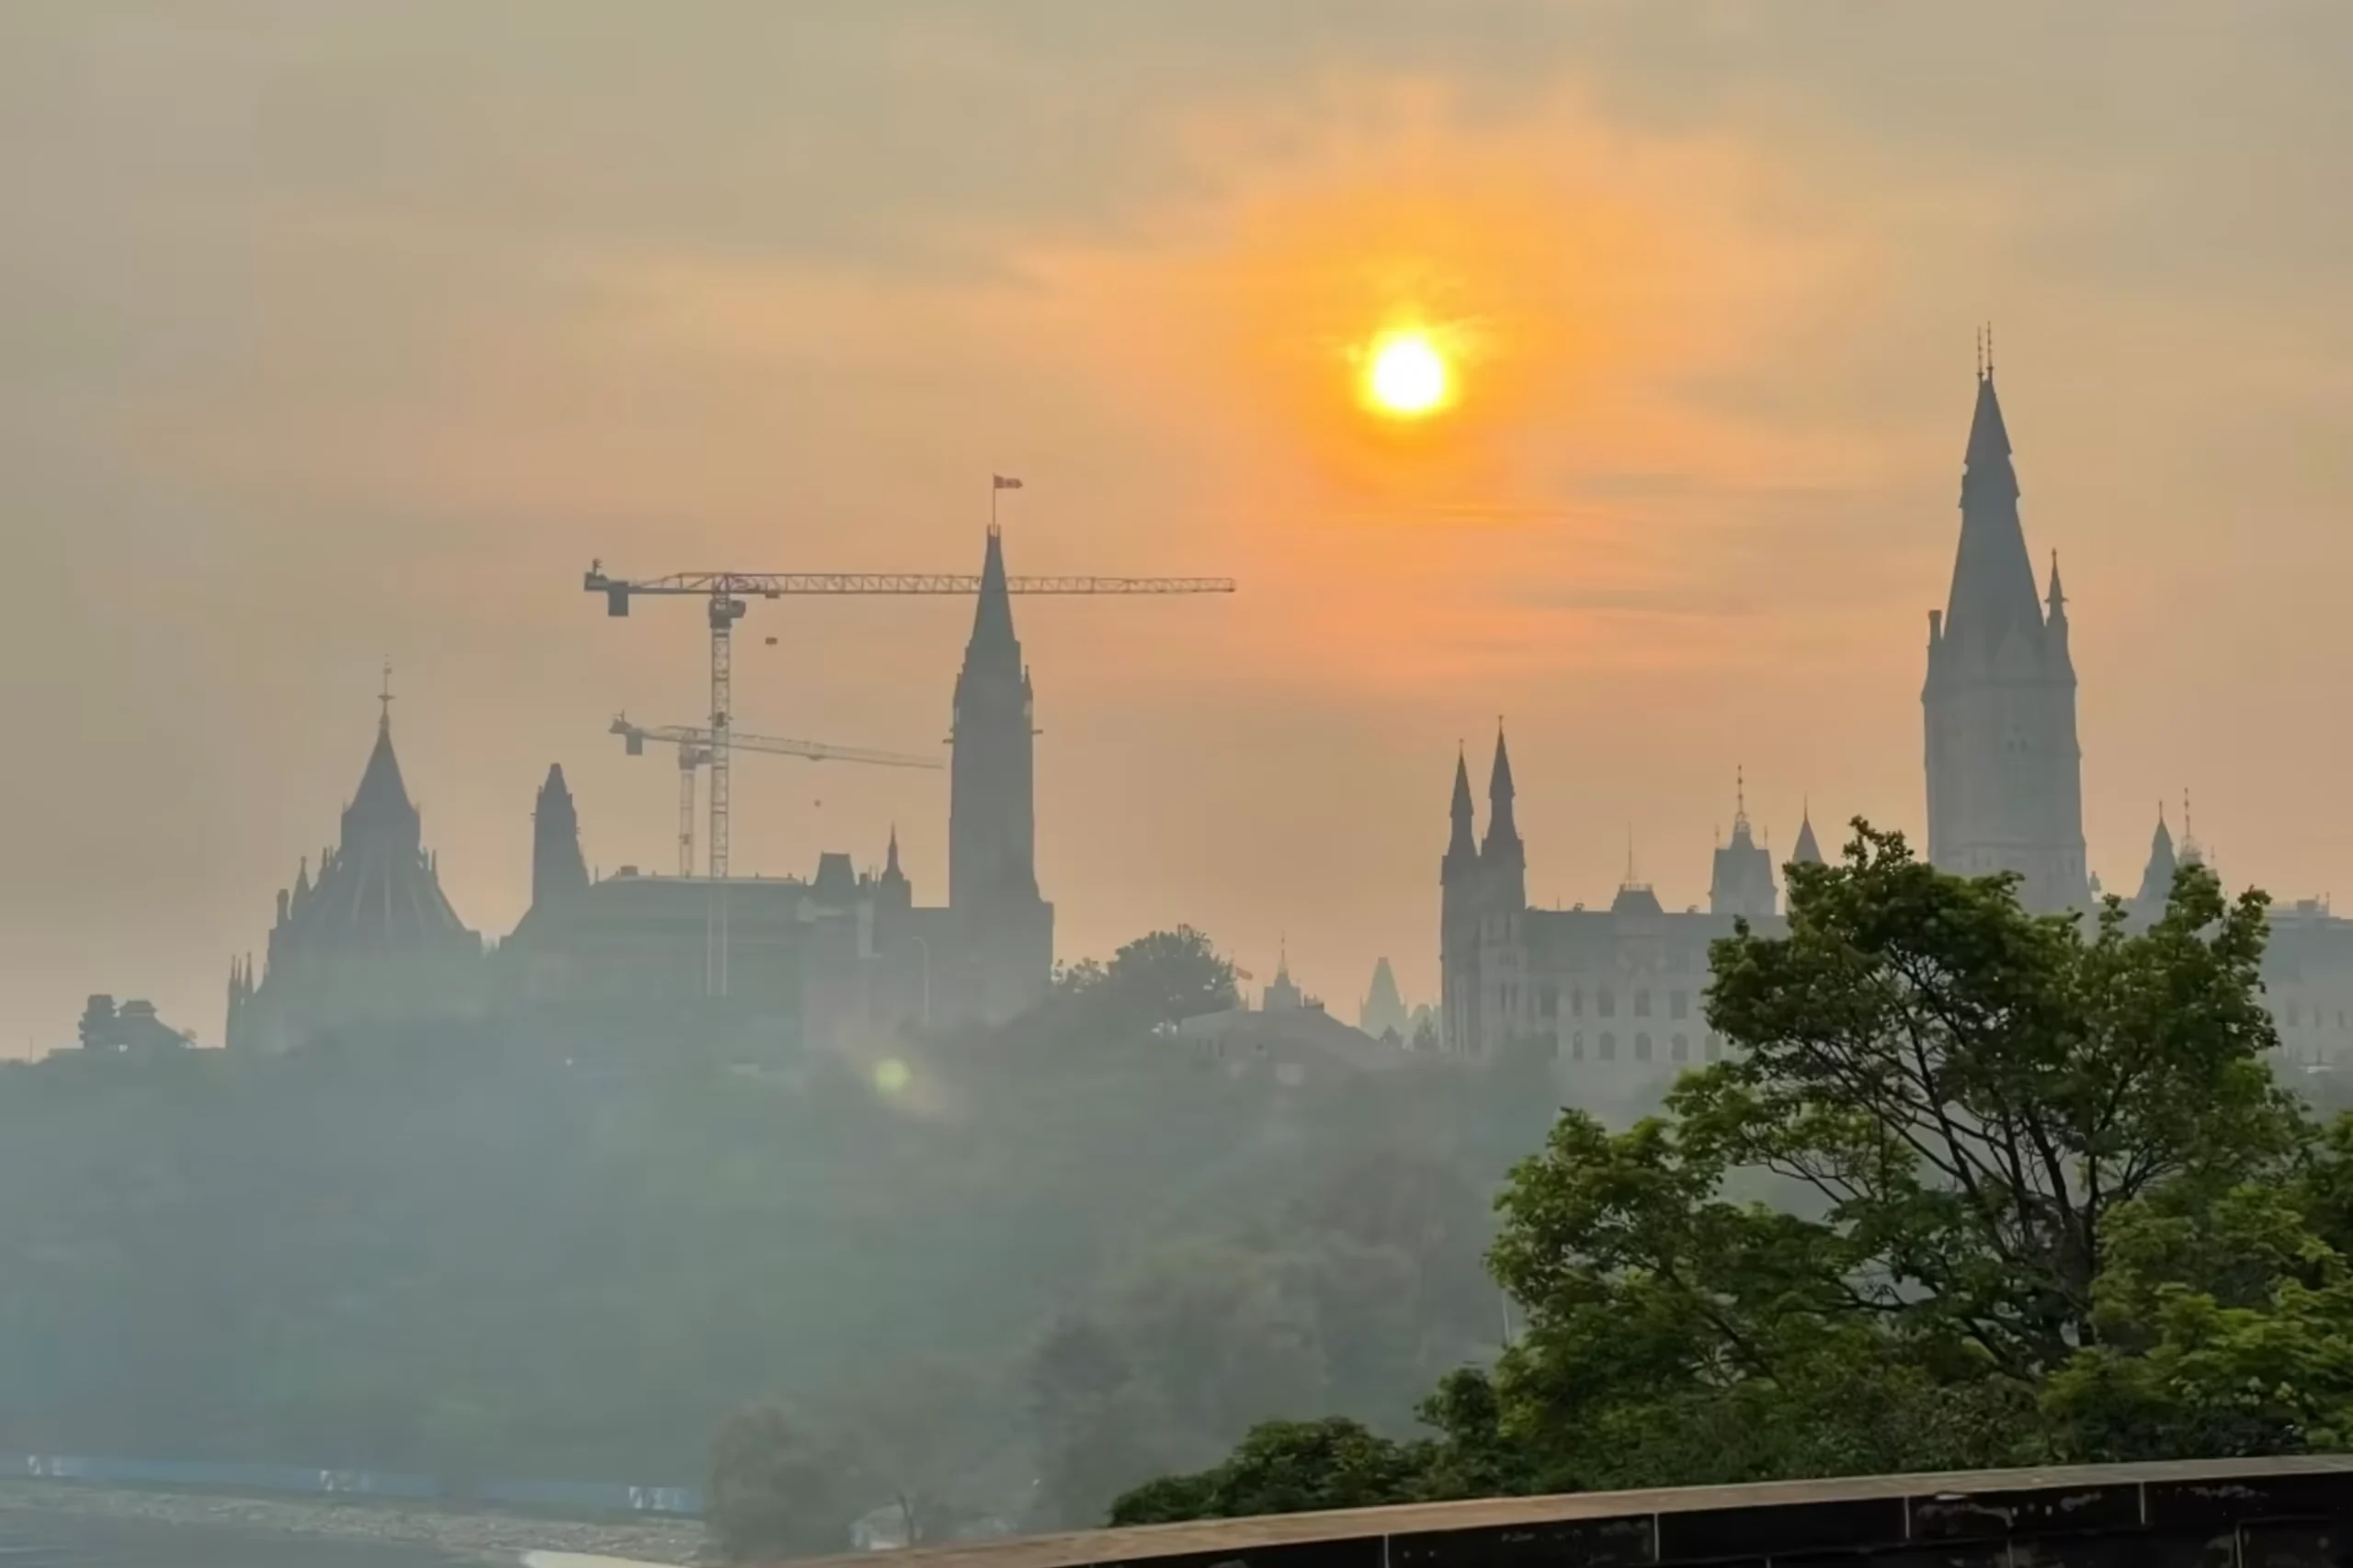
992,474,1024,490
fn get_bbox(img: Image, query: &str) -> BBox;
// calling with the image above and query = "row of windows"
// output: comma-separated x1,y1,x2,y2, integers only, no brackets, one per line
1557,1030,1721,1064
2282,1005,2352,1030
1523,986,1693,1021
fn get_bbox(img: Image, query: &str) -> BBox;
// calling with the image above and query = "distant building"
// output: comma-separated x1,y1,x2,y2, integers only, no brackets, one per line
227,529,1059,1055
1261,946,1304,1012
225,692,485,1053
1358,957,1409,1040
1922,360,2088,913
1176,1004,1404,1088
1438,726,1779,1093
72,994,193,1056
1437,352,2353,1088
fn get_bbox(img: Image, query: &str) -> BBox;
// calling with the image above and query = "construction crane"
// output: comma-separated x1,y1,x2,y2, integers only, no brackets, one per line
582,545,1234,997
582,557,1236,883
610,715,941,880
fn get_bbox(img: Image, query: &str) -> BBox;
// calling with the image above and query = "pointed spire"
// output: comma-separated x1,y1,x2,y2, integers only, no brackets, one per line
2135,801,2178,910
530,763,589,908
1792,805,1824,866
377,659,395,735
1445,745,1477,863
884,823,903,877
965,525,1020,665
1943,344,2041,648
1481,721,1521,858
1726,765,1756,846
2046,550,2067,621
2179,788,2203,865
347,685,418,842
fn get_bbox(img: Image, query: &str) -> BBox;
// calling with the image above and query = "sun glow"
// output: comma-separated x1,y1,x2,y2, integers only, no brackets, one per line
1363,331,1450,418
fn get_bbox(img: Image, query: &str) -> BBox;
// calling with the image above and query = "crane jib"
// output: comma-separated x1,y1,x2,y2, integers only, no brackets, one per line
584,568,1234,601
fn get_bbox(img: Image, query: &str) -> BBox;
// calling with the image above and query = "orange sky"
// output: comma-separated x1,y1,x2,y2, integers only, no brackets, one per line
5,4,2351,1047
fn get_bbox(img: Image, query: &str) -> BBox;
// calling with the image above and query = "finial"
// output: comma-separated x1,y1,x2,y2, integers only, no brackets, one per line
1984,321,1995,380
1624,825,1637,887
1975,324,1984,381
1735,764,1747,824
378,659,395,730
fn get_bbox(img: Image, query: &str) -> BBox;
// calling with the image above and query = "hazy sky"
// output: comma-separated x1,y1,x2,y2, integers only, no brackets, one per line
6,3,2349,1050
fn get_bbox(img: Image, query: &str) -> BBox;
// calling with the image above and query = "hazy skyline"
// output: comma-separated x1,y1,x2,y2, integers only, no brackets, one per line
6,3,2350,1049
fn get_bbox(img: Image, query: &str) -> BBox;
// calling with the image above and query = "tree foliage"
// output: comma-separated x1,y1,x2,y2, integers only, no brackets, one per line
1121,824,2350,1520
0,927,1525,1542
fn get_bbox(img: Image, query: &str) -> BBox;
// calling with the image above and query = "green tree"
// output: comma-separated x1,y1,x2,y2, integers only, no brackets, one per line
706,1403,859,1562
1483,826,2295,1488
1108,1418,1427,1525
1121,825,2326,1518
1069,927,1240,1028
74,994,118,1051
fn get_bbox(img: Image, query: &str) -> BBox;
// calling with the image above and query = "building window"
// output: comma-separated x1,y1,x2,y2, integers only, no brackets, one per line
1570,1030,1585,1060
1704,1033,1721,1062
1635,1032,1654,1062
1598,988,1616,1018
1540,986,1558,1018
1634,991,1653,1018
1571,987,1584,1017
1670,989,1688,1020
1598,1031,1617,1061
1671,1033,1688,1061
2288,1004,2302,1028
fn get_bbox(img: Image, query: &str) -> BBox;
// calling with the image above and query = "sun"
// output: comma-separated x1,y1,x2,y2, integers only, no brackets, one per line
1363,330,1451,418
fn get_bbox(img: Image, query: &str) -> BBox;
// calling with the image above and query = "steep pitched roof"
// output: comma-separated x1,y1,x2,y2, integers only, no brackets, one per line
1791,812,1824,866
1943,370,2046,650
2135,808,2178,911
1444,748,1477,864
965,526,1021,667
276,707,474,958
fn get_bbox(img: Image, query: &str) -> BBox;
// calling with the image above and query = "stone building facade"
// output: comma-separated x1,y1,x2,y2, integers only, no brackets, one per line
1437,356,2353,1091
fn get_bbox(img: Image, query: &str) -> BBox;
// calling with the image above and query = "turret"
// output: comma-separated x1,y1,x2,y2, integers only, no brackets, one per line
2132,804,2177,920
1440,747,1478,892
876,824,913,913
1790,808,1824,868
1478,723,1527,915
530,764,590,910
1709,768,1777,918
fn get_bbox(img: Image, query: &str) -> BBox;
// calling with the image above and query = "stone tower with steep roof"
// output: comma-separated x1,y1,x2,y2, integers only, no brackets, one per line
227,680,484,1051
1709,771,1778,919
945,528,1053,1020
530,764,589,911
1922,351,2088,912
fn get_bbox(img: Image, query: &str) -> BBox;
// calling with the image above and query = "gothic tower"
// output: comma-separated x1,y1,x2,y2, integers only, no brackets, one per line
946,527,1052,1019
950,527,1039,909
1710,771,1778,919
1438,747,1482,1053
530,764,589,910
228,685,483,1052
1922,353,2088,912
1480,725,1528,915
